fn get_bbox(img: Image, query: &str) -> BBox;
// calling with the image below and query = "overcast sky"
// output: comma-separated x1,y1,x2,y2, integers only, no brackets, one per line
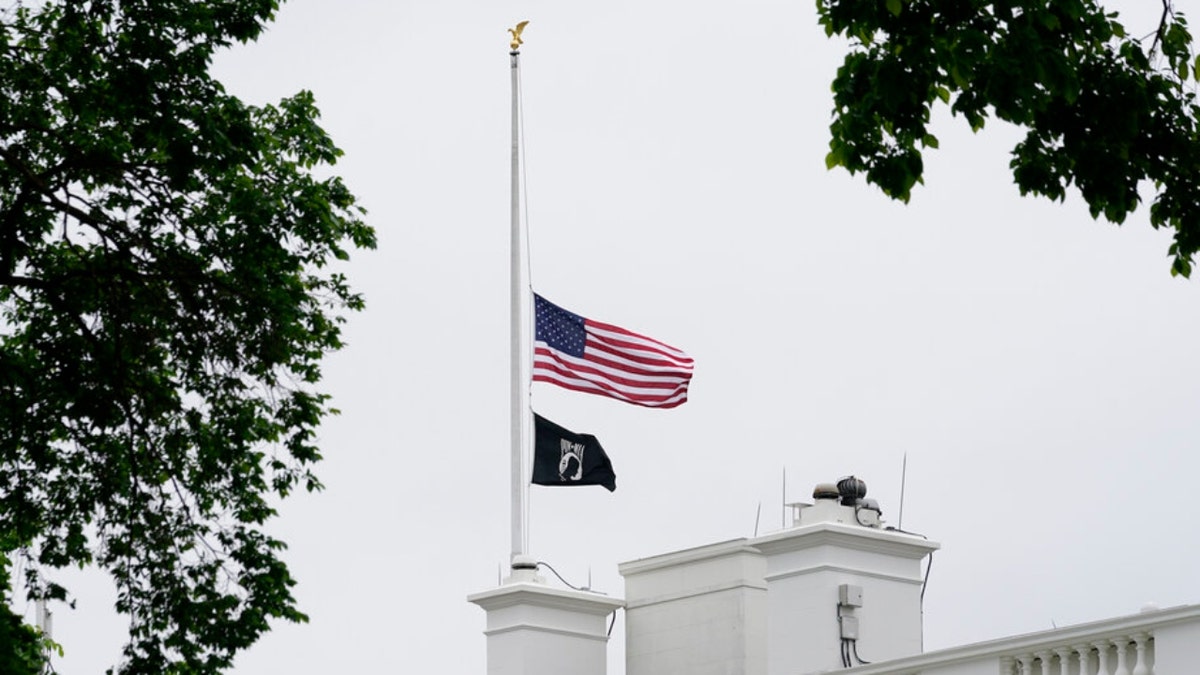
27,0,1200,673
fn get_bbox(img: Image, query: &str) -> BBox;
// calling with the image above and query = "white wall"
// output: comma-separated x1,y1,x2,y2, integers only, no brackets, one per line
621,540,767,675
754,522,937,675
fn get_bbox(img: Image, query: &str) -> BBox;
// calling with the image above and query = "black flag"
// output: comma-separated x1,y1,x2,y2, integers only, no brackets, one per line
532,413,616,492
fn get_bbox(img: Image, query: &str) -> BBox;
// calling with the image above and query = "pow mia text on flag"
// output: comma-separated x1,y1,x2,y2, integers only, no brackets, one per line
532,414,616,492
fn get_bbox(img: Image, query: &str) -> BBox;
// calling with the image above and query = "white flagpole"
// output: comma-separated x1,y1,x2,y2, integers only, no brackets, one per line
509,23,529,564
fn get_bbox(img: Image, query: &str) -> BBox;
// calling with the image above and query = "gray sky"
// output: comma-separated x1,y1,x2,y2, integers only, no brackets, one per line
29,0,1200,673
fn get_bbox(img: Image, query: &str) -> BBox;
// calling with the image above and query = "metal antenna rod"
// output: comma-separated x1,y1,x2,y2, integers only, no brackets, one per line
898,452,908,530
781,466,787,529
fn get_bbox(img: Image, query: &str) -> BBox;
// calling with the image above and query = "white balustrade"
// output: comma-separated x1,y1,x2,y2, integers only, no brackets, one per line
818,607,1189,675
1113,638,1130,675
1074,644,1091,675
1005,634,1153,675
1054,647,1071,675
1036,650,1054,675
1093,639,1111,675
1131,633,1151,675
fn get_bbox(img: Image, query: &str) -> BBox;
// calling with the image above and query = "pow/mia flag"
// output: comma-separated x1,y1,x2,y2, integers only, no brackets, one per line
532,413,616,492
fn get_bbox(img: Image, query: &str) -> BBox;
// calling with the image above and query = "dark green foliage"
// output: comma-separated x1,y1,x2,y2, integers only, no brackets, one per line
818,0,1200,276
0,549,46,675
0,1,376,672
0,610,44,675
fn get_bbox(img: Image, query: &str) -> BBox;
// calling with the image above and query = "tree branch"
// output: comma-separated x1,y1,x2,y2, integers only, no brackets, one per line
1150,0,1172,58
0,274,49,290
0,144,116,233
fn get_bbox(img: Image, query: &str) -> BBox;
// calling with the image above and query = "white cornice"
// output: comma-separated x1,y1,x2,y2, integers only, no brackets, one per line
763,563,924,586
467,582,625,615
623,578,769,610
483,623,613,642
751,523,940,558
618,537,760,576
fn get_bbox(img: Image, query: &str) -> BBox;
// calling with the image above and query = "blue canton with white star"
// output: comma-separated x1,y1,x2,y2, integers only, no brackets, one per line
535,294,586,358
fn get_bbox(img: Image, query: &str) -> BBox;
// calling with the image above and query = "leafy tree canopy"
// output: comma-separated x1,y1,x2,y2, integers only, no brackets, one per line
0,0,375,672
819,0,1200,276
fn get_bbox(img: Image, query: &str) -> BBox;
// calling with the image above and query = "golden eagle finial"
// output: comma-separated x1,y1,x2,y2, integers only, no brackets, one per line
508,20,529,51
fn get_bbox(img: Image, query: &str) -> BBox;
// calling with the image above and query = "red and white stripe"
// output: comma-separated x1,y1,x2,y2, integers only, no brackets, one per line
533,318,694,408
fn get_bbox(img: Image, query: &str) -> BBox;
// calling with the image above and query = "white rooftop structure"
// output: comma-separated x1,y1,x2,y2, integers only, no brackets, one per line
469,476,1198,675
468,559,624,675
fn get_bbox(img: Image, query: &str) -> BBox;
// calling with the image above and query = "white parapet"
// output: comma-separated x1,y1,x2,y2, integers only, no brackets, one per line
620,539,768,675
833,603,1200,675
752,518,939,675
617,483,938,675
468,575,625,675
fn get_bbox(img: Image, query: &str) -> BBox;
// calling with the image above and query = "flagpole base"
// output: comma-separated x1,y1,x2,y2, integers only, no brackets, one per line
505,554,542,584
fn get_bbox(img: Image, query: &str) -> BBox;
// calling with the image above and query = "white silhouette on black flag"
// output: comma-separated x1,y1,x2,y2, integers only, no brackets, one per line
531,413,616,492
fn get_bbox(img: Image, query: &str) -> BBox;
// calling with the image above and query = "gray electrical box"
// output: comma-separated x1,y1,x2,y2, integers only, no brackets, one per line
839,615,859,639
838,584,863,607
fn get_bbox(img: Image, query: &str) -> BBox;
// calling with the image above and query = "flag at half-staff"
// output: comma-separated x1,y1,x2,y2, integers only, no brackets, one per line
533,294,694,408
532,413,616,492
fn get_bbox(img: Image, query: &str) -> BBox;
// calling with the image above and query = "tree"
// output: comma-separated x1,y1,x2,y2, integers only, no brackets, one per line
818,0,1200,276
0,1,376,672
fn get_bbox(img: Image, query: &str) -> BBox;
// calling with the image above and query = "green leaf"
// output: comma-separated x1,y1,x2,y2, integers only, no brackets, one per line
950,66,968,88
1172,256,1192,278
825,147,844,169
922,133,939,149
886,0,901,16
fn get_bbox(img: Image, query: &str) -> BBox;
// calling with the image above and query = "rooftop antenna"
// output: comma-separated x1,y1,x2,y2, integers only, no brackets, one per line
898,452,908,530
781,466,787,530
754,502,762,537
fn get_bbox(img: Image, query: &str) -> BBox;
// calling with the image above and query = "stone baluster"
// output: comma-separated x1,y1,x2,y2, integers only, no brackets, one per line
1000,656,1017,675
1018,654,1036,675
1055,647,1072,675
1112,638,1131,675
1036,650,1055,675
1093,640,1112,675
1074,644,1093,675
1131,633,1152,675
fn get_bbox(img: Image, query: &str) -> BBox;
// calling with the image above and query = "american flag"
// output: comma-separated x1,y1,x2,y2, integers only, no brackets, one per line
533,294,694,408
